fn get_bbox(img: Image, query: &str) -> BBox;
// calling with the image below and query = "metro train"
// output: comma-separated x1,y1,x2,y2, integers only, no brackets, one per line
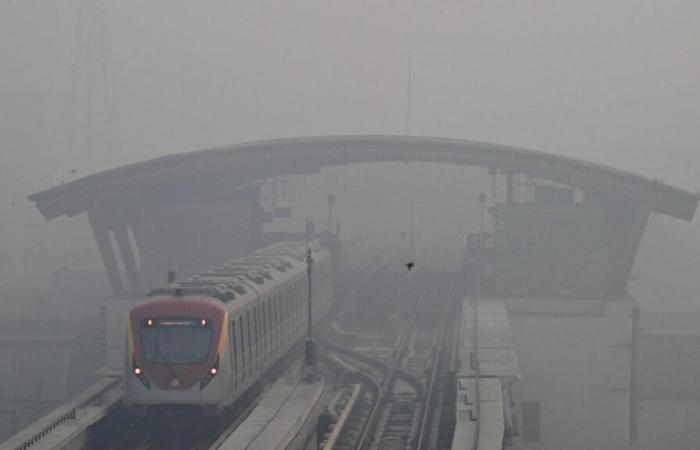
123,241,333,425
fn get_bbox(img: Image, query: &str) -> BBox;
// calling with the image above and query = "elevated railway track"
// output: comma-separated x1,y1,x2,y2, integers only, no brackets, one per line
320,271,459,450
0,250,402,450
2,258,497,450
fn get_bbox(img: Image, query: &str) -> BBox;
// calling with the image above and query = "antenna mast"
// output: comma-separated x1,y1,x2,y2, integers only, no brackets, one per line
406,50,412,135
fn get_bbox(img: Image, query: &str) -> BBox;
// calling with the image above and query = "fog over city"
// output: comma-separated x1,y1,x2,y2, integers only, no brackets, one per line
1,1,699,449
1,1,699,303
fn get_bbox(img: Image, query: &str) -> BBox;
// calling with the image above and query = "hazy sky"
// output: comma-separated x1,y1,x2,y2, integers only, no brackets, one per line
0,1,698,306
3,1,700,176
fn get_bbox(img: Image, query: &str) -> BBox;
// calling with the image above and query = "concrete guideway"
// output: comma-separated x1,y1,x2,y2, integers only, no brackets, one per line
0,365,325,450
0,377,122,450
453,378,504,450
214,373,325,450
452,299,520,450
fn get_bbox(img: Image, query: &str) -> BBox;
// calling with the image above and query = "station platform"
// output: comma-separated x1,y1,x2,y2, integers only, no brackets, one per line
458,299,520,384
215,372,325,450
0,376,122,450
451,298,520,450
451,377,504,450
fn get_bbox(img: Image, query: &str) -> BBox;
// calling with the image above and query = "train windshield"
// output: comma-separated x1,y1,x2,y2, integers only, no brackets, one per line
140,318,212,364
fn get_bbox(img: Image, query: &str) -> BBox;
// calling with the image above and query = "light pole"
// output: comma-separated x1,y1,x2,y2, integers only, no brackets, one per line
304,219,317,381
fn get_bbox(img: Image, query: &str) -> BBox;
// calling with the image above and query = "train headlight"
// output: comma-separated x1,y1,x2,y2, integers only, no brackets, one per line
132,358,151,390
200,357,220,390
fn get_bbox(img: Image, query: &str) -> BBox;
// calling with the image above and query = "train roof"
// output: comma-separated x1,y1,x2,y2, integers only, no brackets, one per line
146,241,328,304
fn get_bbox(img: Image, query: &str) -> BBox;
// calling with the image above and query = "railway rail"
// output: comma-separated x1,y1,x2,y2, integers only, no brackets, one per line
416,283,455,449
322,271,459,450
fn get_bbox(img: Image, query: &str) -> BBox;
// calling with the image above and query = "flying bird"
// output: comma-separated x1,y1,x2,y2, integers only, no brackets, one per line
405,262,414,271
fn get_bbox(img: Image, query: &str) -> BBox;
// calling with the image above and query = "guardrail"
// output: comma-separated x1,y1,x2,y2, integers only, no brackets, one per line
320,384,361,449
0,377,123,450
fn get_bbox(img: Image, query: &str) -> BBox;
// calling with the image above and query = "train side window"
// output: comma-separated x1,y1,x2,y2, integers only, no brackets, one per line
298,285,303,323
271,295,277,347
246,311,252,376
276,294,283,339
252,307,259,371
266,299,273,353
298,284,303,321
287,289,299,324
278,294,285,339
256,303,265,364
266,299,271,356
300,284,304,320
261,301,268,361
293,287,299,325
283,289,289,328
256,305,262,366
296,285,301,322
240,314,246,381
258,303,264,363
230,320,238,389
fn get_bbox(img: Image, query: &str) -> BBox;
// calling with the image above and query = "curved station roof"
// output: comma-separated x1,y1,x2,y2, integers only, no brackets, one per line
29,135,698,221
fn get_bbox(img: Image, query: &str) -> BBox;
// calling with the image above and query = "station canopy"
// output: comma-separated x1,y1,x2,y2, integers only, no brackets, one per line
29,135,698,222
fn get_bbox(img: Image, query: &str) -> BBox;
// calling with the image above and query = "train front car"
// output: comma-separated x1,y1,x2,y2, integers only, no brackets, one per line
125,295,229,426
123,240,334,437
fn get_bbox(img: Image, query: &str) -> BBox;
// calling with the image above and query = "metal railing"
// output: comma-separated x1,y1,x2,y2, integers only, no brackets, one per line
0,377,122,450
320,384,362,449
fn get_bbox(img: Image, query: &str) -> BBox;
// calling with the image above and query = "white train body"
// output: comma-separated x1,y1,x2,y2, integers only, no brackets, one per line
123,241,333,419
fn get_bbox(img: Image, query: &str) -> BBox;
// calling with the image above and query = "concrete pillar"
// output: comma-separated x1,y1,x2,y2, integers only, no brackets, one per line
114,225,141,296
128,205,163,293
605,204,650,299
88,212,124,296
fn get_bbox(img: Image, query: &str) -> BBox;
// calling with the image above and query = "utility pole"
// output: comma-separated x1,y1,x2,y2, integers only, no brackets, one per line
409,198,416,261
304,219,317,381
406,50,413,135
